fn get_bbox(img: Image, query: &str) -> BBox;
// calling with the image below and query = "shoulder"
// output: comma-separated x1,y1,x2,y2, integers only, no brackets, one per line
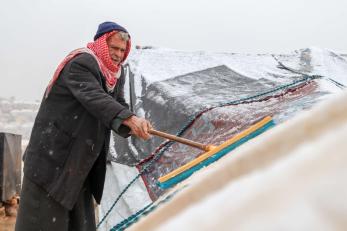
63,52,102,77
69,53,98,69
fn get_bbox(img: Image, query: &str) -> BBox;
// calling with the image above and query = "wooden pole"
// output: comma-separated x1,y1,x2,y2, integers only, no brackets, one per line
149,129,215,152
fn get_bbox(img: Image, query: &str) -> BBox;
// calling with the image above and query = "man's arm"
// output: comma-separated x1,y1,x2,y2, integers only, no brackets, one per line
62,54,151,139
62,55,130,127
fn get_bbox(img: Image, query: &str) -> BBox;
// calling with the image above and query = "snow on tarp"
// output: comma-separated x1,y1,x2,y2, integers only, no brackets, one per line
99,47,347,230
131,91,347,231
129,91,347,231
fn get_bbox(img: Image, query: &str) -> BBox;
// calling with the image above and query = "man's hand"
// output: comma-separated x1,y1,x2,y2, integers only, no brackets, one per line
122,115,152,140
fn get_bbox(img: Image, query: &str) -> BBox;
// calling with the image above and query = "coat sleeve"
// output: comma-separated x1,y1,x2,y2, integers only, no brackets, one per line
61,54,133,129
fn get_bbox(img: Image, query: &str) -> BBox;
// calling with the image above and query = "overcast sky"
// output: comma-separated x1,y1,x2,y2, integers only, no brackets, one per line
1,0,346,101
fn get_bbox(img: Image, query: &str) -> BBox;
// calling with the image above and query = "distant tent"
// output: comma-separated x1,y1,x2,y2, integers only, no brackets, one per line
0,132,21,202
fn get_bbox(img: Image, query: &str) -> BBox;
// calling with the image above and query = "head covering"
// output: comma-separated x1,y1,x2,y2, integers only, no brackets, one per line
87,30,131,89
45,22,131,97
94,21,129,41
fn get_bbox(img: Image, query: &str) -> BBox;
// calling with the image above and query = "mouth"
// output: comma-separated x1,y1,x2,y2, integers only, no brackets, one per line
112,58,121,64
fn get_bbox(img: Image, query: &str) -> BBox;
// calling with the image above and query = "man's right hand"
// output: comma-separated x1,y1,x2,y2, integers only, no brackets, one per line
122,115,152,140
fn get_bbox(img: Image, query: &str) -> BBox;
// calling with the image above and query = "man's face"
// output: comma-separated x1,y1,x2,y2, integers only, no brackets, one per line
107,33,127,65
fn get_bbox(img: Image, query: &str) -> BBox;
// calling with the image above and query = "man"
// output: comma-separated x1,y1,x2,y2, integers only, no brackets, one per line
15,21,152,231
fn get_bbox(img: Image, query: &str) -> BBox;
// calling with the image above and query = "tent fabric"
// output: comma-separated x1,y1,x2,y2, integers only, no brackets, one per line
0,132,21,201
129,91,347,231
99,47,347,230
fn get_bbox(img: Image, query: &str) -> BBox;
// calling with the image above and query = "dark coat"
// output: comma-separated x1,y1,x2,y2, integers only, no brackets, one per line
23,53,133,210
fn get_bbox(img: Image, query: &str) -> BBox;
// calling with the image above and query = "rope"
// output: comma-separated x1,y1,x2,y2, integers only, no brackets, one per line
97,73,319,230
98,58,347,230
110,187,185,231
326,78,346,89
272,54,346,89
96,141,173,229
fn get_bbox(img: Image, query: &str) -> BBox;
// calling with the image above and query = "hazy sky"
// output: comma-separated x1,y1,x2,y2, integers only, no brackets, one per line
1,0,346,101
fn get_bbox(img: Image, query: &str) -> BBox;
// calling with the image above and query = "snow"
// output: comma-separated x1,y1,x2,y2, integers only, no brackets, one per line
155,109,347,231
101,47,347,230
2,46,347,230
98,131,152,230
123,47,347,117
99,162,152,231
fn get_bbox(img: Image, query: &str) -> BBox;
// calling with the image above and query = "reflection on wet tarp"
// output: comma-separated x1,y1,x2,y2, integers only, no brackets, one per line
112,64,333,200
101,48,347,229
136,77,324,200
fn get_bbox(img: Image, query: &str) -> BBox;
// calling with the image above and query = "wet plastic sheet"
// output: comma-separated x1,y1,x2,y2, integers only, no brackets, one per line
113,64,329,201
101,48,347,229
0,132,22,201
137,79,322,200
116,66,324,200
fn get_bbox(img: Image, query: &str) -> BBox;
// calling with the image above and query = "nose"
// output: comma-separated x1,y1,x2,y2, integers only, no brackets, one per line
115,49,124,59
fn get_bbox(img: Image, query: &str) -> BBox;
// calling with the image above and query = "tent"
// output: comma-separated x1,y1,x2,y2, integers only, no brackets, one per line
99,47,347,230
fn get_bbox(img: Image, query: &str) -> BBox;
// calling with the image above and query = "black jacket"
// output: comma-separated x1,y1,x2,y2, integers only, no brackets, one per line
23,53,133,210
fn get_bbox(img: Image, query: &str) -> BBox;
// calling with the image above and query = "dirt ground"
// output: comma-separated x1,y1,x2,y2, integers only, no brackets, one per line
0,216,16,231
0,199,18,231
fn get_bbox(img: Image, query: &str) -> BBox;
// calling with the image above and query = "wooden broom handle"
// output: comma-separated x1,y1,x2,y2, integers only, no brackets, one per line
149,129,215,152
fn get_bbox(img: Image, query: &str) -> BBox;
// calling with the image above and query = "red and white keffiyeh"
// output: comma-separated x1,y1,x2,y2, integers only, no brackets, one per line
45,31,131,97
